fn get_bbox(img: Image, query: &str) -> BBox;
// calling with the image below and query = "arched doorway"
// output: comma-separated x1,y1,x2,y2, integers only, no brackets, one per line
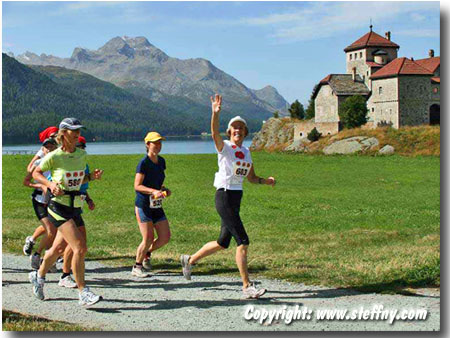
430,104,440,125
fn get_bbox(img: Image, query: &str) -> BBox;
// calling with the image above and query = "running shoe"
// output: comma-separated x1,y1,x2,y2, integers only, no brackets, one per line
56,257,64,264
23,236,35,256
79,287,102,307
30,253,41,270
28,271,45,300
58,275,77,288
242,283,267,299
180,254,192,280
131,266,149,278
143,257,152,271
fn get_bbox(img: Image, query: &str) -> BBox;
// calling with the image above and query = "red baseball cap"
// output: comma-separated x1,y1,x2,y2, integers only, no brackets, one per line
39,126,58,143
77,136,87,147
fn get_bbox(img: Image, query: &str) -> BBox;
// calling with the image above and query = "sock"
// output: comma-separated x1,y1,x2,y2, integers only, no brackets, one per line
61,272,71,279
135,262,143,268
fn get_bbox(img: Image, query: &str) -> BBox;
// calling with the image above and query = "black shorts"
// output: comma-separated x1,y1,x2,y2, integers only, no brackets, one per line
32,198,48,220
215,189,249,248
47,201,85,228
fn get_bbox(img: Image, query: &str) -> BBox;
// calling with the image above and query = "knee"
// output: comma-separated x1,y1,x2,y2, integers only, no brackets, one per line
72,243,88,256
237,244,249,254
162,231,171,245
216,240,229,250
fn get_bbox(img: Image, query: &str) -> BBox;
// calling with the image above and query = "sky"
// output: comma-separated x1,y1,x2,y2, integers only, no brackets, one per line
2,1,441,105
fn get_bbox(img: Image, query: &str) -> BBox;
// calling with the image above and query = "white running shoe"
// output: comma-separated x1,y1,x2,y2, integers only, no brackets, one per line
143,257,152,271
58,275,77,288
23,236,35,256
180,255,192,280
243,283,267,299
131,266,149,278
30,253,41,270
79,287,102,307
29,271,45,300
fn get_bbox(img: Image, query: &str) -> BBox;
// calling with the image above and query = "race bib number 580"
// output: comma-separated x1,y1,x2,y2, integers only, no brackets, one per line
63,170,85,190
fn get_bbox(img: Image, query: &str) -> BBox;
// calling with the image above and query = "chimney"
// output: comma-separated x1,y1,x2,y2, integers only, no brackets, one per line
385,31,391,41
429,49,435,58
352,67,357,81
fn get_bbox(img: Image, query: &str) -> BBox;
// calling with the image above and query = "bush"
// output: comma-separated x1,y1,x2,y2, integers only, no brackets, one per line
307,127,322,142
339,95,368,129
273,110,279,118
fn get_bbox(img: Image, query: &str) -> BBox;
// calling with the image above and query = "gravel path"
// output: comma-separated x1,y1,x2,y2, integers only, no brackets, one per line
2,253,439,331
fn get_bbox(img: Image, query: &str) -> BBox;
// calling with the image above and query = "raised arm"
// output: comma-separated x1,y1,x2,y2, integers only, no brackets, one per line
211,94,224,152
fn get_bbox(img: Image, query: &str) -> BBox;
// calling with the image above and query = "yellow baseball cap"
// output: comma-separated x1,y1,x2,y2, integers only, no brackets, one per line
144,132,166,143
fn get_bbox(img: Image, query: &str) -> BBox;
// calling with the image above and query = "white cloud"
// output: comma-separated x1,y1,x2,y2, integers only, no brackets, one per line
234,2,439,43
396,28,440,38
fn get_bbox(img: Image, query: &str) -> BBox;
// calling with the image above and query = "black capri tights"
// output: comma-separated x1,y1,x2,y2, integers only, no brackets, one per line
215,189,249,248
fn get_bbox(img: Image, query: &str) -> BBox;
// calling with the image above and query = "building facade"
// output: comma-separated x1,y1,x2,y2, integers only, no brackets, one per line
295,27,440,140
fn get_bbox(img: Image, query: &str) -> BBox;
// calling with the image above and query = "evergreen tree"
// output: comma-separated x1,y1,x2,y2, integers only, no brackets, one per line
273,110,280,118
305,85,317,120
339,95,368,129
289,100,305,119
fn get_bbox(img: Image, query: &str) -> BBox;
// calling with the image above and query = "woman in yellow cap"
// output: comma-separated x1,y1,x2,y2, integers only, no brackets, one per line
132,132,172,277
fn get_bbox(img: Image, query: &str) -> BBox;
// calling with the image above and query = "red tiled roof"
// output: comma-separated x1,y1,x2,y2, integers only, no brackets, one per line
320,74,332,84
366,61,383,68
415,57,440,73
370,57,433,79
431,77,440,83
344,31,399,52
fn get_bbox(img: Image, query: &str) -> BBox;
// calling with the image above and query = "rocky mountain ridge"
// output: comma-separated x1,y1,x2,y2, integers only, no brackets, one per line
15,36,289,116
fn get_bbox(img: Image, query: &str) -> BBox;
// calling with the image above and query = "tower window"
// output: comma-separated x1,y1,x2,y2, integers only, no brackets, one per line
350,54,353,60
360,52,363,58
379,87,383,95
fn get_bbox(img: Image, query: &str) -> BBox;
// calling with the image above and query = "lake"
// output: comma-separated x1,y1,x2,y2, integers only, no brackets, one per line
2,137,253,155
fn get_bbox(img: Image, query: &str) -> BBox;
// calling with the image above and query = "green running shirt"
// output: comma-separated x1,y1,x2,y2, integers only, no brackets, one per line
39,147,87,208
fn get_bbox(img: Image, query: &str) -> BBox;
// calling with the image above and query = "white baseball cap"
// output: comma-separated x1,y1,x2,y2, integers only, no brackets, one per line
228,116,247,129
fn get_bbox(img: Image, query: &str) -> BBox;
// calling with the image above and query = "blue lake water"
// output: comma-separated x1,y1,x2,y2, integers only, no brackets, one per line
2,137,253,155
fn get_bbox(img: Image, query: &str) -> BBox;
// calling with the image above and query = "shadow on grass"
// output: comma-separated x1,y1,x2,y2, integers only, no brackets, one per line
353,279,440,298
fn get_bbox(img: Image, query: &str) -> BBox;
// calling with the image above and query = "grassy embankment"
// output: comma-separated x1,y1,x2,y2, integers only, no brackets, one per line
3,152,439,292
2,310,97,331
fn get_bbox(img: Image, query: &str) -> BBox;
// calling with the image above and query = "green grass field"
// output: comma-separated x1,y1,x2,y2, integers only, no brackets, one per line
2,153,440,292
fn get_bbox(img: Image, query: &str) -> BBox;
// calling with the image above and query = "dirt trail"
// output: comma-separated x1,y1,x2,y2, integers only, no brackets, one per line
2,254,439,331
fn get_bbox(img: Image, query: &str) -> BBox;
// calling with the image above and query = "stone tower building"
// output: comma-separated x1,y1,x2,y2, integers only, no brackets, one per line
295,27,440,140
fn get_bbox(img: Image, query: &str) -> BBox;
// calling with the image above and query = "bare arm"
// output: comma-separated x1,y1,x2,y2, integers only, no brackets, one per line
247,165,276,187
211,94,224,152
134,173,166,199
23,165,46,190
82,169,104,184
26,153,42,173
32,167,63,196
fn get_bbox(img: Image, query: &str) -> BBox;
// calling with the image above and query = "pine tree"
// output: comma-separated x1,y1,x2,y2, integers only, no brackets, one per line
289,100,305,119
339,95,368,129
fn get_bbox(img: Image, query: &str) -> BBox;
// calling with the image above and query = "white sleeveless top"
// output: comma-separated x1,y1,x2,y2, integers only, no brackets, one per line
213,140,252,190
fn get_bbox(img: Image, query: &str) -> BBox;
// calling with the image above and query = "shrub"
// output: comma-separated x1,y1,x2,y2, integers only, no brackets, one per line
273,110,279,118
307,127,322,142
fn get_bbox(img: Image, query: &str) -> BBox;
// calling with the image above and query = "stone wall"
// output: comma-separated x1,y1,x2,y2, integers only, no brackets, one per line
398,76,432,126
315,85,339,123
294,121,339,141
367,77,399,128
